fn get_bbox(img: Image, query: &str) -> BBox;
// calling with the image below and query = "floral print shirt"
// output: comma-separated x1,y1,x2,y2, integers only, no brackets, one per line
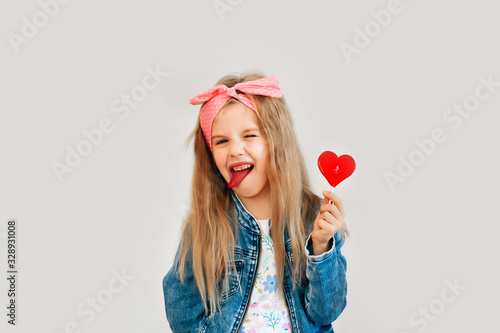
239,218,293,332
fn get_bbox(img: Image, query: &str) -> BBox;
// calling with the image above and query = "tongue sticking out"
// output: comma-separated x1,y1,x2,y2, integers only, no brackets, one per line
228,167,253,188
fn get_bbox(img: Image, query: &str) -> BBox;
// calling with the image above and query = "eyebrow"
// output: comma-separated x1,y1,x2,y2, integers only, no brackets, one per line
212,128,260,140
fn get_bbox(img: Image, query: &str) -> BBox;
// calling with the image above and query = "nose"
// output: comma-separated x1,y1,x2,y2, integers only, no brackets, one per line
229,138,245,156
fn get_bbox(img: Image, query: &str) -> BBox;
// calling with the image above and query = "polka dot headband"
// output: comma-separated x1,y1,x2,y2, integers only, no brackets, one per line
189,74,283,151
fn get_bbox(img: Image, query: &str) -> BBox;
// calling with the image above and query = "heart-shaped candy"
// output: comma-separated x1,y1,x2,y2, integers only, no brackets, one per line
317,151,356,187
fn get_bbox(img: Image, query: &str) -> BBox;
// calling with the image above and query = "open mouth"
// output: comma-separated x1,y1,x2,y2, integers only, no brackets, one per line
228,164,254,188
230,164,254,173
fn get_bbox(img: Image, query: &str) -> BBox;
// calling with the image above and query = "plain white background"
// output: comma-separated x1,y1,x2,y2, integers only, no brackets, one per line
1,0,499,332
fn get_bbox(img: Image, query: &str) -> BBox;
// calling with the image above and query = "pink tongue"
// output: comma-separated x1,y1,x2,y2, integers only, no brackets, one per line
228,167,253,188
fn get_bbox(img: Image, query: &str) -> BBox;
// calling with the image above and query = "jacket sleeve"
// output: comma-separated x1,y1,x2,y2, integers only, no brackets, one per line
162,243,207,332
303,230,348,326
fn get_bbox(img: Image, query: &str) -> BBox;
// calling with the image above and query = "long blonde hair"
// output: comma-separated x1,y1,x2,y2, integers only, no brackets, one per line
177,71,349,315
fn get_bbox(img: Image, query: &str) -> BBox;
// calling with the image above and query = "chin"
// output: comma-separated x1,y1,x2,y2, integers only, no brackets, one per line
233,183,267,198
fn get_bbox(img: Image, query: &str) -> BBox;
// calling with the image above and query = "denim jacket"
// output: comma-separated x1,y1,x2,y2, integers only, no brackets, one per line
162,190,348,332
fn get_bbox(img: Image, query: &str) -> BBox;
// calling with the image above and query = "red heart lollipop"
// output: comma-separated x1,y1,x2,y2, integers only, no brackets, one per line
318,151,356,188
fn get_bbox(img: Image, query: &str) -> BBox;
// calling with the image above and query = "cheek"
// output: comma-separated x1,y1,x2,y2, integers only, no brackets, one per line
254,141,270,173
213,152,226,174
252,141,268,162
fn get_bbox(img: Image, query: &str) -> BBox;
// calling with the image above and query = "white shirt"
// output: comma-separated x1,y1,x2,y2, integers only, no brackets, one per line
239,218,293,332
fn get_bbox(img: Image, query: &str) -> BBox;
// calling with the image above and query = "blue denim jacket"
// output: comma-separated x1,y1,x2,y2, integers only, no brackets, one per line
163,190,348,332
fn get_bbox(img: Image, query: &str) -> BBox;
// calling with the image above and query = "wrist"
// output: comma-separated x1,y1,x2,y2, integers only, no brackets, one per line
312,238,332,256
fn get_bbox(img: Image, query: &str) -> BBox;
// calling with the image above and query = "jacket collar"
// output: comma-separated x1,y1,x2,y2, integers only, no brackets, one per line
229,189,262,235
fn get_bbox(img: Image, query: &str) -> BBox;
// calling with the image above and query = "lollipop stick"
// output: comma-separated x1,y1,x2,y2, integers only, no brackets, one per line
330,186,335,204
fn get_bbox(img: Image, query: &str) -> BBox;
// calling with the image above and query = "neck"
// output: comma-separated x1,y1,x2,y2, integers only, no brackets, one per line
236,186,272,220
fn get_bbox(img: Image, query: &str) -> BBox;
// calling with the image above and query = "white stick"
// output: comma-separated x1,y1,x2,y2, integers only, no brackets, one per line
330,186,335,204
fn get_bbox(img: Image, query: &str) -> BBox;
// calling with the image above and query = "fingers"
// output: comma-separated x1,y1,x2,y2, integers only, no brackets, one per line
317,218,336,235
320,203,342,220
316,213,342,236
315,191,346,241
322,191,345,216
319,210,336,224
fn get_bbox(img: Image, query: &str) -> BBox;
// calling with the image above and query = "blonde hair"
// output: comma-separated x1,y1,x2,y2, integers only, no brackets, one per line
177,71,349,315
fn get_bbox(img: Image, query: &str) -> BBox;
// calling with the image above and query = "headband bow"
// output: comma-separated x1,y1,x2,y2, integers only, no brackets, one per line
189,74,282,151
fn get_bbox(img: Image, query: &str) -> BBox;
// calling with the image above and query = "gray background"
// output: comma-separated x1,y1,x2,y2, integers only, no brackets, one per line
1,0,499,332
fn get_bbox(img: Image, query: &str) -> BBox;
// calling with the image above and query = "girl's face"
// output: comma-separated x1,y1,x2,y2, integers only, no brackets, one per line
211,101,271,200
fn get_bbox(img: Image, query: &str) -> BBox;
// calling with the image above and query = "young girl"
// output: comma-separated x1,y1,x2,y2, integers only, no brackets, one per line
162,72,349,332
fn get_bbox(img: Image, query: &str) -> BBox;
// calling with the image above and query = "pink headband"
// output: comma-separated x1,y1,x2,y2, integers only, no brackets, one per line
189,74,283,151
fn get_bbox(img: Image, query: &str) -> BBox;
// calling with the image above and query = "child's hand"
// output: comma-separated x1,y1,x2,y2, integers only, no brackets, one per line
311,191,346,256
